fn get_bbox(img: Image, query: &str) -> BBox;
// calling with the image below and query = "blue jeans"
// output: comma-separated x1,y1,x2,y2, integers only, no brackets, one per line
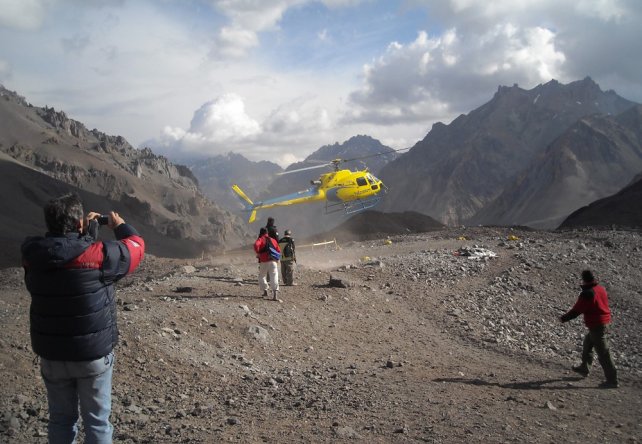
40,352,115,444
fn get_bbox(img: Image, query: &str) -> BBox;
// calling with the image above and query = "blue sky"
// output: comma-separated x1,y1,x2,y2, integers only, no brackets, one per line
1,0,641,166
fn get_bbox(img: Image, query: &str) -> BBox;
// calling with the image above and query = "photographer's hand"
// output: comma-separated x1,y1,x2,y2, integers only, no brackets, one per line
85,212,101,240
108,211,125,229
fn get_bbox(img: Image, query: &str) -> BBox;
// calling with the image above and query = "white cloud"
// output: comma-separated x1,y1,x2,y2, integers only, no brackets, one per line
160,94,261,155
215,26,260,58
155,93,336,164
0,0,48,30
210,0,303,58
264,97,331,134
190,94,261,140
2,0,642,169
345,19,568,125
573,0,629,21
317,28,329,42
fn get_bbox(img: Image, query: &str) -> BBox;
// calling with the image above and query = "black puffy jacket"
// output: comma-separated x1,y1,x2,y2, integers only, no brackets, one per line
22,223,144,361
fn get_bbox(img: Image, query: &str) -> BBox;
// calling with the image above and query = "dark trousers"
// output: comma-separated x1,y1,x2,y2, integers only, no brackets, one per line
582,325,617,382
281,260,295,285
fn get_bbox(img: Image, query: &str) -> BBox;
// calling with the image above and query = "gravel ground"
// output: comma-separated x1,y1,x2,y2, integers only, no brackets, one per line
1,227,641,443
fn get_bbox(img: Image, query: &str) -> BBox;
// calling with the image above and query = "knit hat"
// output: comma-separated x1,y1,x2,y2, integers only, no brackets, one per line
581,270,595,283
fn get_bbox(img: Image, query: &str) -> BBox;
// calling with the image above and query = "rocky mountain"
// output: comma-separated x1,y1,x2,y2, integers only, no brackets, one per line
0,85,250,267
244,135,399,238
189,152,282,212
468,106,642,228
559,172,642,229
378,77,638,225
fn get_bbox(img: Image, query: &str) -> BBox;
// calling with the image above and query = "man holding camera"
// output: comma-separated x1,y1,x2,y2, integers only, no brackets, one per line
21,193,145,443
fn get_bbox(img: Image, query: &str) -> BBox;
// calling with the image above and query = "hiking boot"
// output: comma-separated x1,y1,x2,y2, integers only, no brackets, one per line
262,290,268,297
598,380,619,389
272,290,280,302
571,364,589,377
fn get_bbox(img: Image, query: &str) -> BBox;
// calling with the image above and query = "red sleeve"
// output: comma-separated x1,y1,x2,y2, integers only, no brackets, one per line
123,235,145,273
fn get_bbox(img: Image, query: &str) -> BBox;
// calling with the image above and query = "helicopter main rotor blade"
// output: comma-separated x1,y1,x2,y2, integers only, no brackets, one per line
277,147,410,176
276,163,332,176
342,147,410,163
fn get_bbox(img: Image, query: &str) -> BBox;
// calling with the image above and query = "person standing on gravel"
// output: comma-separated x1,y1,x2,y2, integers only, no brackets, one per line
560,269,618,388
265,217,279,284
21,193,145,443
254,227,281,301
279,229,297,286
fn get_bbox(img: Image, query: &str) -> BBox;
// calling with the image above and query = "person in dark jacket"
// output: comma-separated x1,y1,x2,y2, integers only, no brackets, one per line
22,193,145,443
266,216,279,241
254,227,280,301
278,229,296,286
560,269,618,388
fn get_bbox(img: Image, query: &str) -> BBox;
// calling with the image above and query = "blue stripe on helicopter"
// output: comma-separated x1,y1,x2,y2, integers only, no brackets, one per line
256,187,320,206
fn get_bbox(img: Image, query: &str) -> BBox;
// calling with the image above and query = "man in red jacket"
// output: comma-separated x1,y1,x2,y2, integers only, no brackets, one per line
254,227,281,301
560,270,618,388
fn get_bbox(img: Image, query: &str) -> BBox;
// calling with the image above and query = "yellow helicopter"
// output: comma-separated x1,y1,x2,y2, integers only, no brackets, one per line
232,158,387,223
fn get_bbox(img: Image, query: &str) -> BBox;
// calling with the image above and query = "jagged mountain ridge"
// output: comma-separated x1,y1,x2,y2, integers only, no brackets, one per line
468,106,642,228
0,85,250,267
378,77,638,225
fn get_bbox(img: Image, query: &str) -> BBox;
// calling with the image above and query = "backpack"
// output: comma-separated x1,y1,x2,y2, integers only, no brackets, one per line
283,240,293,258
263,237,281,261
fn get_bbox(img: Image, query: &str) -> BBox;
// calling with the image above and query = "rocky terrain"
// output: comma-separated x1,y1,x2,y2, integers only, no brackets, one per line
1,227,641,443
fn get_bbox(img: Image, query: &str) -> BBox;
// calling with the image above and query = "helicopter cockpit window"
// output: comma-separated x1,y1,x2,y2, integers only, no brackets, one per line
356,177,368,187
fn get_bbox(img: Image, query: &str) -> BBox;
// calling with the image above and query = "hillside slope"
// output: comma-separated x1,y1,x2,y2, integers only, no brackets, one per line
469,106,642,228
0,86,250,267
379,77,638,225
559,173,642,229
190,152,282,213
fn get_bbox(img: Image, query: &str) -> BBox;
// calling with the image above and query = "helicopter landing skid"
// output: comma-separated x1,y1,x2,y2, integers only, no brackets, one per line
325,196,382,215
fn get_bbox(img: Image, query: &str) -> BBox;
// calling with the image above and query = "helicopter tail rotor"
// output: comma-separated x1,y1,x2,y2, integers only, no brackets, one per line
232,184,259,223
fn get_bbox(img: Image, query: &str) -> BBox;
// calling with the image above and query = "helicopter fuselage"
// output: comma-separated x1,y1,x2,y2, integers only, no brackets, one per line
232,168,385,223
320,169,383,202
